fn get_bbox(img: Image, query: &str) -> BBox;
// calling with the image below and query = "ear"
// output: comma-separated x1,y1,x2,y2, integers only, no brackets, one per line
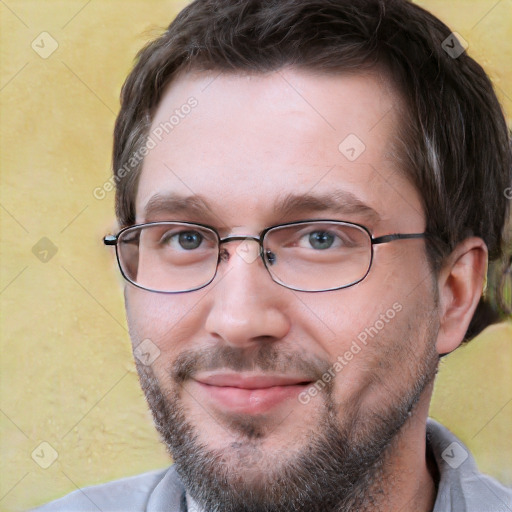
435,237,488,355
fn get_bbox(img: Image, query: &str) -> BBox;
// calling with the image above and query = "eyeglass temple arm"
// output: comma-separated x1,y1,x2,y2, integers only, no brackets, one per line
103,235,118,246
372,233,427,245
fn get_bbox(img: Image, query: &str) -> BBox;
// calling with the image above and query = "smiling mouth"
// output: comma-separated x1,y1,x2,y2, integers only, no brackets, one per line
191,372,315,415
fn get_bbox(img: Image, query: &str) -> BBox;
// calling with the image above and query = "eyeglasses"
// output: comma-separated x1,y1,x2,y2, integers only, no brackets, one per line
104,220,426,293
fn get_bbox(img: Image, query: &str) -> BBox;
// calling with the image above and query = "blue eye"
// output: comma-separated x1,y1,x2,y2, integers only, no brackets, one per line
308,231,335,250
177,231,203,250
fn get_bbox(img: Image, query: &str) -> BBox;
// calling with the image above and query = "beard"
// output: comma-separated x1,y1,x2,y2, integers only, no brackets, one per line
134,319,440,512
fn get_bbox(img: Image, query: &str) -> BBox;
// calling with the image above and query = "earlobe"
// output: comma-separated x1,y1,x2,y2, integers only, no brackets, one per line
435,238,488,355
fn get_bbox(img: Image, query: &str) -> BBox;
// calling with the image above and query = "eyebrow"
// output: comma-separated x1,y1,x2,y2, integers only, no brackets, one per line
275,191,381,224
142,190,381,225
143,193,216,222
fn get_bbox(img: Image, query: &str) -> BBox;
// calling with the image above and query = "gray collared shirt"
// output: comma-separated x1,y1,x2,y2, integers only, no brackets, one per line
31,419,512,512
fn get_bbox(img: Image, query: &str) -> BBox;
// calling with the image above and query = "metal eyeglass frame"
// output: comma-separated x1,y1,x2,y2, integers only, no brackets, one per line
104,219,427,293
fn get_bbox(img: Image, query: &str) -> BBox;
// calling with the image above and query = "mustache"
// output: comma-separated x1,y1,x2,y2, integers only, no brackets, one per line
169,343,332,385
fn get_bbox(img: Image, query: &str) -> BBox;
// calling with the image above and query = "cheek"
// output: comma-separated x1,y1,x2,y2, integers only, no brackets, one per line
124,286,205,355
296,285,397,356
305,246,433,356
297,287,422,393
334,295,436,401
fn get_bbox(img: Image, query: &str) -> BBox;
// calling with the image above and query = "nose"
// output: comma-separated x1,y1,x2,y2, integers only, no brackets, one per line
204,239,290,348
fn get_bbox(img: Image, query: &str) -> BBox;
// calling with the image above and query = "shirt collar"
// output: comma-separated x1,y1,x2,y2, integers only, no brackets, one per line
186,492,203,512
145,419,510,512
145,465,187,511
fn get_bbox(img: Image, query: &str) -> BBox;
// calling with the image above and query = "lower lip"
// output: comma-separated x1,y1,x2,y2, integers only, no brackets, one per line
192,381,310,415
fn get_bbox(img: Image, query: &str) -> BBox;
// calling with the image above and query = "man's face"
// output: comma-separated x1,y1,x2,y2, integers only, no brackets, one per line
125,69,440,511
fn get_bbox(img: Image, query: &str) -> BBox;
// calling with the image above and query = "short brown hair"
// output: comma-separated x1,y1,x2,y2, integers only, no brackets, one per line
113,0,512,336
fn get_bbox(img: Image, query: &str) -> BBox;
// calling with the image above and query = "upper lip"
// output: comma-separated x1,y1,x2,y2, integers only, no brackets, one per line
194,372,314,389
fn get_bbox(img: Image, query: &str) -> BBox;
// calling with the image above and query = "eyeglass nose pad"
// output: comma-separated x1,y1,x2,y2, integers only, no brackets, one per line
265,249,277,266
219,247,230,262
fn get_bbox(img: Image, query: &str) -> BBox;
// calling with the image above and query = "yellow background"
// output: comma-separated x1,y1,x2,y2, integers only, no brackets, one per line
0,1,511,510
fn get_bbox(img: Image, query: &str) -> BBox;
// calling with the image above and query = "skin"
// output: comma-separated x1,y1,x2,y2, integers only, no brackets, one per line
124,68,487,511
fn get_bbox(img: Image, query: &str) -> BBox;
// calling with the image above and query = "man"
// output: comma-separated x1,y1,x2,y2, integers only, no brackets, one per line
35,0,511,511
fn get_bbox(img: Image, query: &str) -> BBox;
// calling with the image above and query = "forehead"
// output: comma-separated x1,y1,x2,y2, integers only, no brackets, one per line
136,68,424,232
